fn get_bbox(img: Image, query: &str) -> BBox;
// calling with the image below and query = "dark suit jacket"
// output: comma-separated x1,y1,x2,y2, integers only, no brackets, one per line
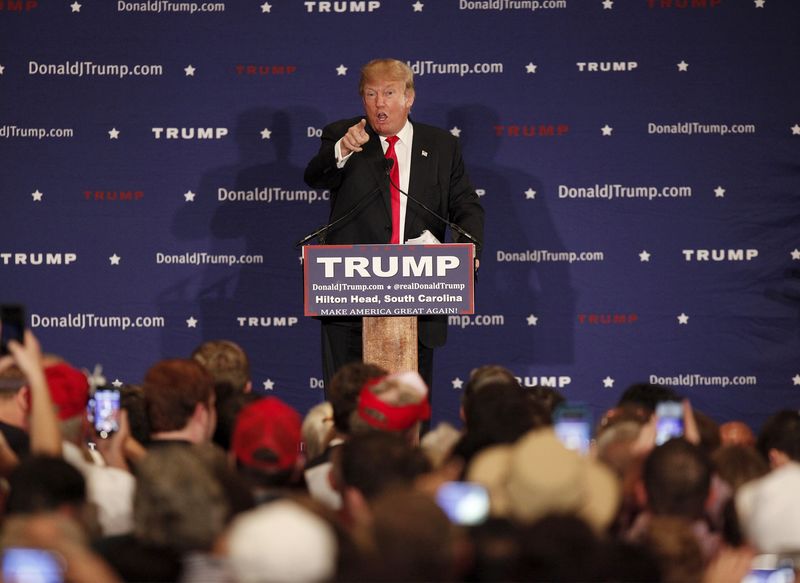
304,116,485,347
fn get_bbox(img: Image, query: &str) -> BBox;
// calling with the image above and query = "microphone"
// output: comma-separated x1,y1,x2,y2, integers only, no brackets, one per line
295,159,393,248
384,158,483,250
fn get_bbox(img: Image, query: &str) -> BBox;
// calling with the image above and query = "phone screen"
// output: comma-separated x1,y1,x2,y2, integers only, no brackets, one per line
435,481,490,526
0,304,25,356
2,548,64,583
553,403,591,454
655,401,684,446
92,389,121,438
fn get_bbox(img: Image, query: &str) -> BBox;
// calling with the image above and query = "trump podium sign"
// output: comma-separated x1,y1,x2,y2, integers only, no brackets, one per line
303,244,475,317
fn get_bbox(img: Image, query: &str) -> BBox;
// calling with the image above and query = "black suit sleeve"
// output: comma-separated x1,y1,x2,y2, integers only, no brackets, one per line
304,118,358,191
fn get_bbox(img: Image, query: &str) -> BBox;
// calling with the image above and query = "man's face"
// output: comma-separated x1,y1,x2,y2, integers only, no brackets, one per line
362,78,414,137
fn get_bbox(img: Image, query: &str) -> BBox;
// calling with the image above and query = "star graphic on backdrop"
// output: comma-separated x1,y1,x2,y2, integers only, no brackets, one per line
791,124,800,135
793,374,800,386
112,379,123,388
184,65,196,76
790,249,800,260
31,190,43,202
449,126,461,137
263,379,275,391
184,190,196,202
714,186,726,198
677,313,689,325
526,314,538,326
603,376,615,388
109,254,121,265
336,64,347,76
186,317,198,328
525,62,537,74
261,2,272,12
525,188,537,199
677,60,689,72
754,0,765,7
601,124,613,136
451,377,464,389
71,1,81,12
108,128,120,139
260,128,272,139
0,65,5,75
602,0,613,8
639,250,651,262
412,1,424,11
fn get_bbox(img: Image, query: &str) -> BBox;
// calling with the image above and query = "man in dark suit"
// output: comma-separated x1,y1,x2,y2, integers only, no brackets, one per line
304,58,484,394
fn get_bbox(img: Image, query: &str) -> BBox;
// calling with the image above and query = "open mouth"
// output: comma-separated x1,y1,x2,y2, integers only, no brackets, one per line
376,112,388,122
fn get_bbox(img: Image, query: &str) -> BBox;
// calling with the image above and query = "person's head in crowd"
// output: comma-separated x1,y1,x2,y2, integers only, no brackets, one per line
361,487,461,582
231,396,303,494
143,358,216,445
641,438,712,521
0,365,32,453
692,409,721,456
526,386,565,422
755,408,800,468
712,444,769,492
719,420,756,447
118,383,150,445
226,499,338,583
332,431,430,527
618,382,680,414
6,455,87,519
595,418,644,479
467,428,620,533
43,361,89,442
214,390,260,451
133,444,228,553
453,382,545,467
515,514,604,582
328,362,387,437
349,371,430,444
639,515,705,583
191,339,252,395
461,518,522,583
460,365,518,420
192,340,254,450
302,401,334,461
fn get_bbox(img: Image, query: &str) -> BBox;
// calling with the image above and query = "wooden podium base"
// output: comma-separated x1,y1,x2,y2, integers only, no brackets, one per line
363,316,418,374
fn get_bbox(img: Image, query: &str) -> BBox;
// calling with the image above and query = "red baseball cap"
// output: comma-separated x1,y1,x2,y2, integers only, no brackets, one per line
45,363,89,420
232,397,302,473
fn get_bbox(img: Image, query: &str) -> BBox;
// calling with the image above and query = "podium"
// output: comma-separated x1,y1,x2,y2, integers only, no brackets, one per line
303,244,475,374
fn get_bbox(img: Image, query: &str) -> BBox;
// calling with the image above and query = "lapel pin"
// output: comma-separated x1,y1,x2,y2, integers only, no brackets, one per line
421,150,428,157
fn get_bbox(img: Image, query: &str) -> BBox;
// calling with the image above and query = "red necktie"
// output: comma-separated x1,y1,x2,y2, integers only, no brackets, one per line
384,135,401,244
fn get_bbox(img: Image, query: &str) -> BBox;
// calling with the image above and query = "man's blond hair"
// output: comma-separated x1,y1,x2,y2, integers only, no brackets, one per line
359,58,415,96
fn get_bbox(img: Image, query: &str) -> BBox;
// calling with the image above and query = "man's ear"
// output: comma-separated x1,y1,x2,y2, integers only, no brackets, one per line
244,380,253,394
404,89,415,110
768,448,790,469
344,486,372,528
18,386,32,413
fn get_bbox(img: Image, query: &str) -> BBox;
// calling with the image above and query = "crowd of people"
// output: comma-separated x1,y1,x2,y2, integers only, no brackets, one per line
0,330,797,582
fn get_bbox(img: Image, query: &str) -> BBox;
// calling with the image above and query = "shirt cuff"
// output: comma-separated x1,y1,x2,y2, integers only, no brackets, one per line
334,138,353,168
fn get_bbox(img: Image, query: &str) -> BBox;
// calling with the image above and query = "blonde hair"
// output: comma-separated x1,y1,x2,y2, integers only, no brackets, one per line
359,58,414,96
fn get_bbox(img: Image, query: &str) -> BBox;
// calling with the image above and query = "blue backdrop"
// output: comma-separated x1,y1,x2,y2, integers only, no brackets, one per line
1,0,798,430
